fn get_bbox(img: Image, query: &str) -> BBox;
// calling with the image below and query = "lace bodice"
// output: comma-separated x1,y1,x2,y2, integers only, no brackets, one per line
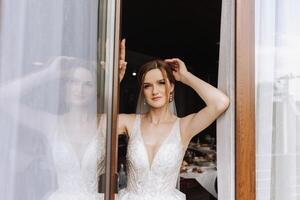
45,116,106,200
119,115,186,200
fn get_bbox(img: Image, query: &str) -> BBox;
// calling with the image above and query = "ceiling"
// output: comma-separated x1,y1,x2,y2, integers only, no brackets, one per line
121,0,222,75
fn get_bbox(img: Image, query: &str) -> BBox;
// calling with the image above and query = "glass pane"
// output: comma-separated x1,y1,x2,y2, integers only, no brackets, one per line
97,0,108,195
255,1,300,199
0,1,109,199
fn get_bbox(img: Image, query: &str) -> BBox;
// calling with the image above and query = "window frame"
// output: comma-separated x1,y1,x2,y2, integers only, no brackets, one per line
108,0,256,199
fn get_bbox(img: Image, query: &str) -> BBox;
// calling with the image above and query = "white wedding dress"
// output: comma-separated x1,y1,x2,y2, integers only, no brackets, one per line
44,116,106,200
118,115,186,200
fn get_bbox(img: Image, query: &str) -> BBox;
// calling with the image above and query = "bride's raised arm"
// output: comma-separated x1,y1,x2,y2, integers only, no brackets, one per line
0,57,71,134
164,58,230,146
117,39,134,136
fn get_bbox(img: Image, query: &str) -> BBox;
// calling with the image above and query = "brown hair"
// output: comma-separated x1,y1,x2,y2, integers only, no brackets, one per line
138,59,175,85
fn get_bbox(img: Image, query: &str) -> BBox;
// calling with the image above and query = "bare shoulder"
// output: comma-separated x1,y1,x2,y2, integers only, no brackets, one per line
119,113,137,123
118,113,137,136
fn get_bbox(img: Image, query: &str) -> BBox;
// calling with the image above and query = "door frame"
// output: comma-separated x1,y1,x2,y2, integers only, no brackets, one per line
235,0,256,199
105,0,121,199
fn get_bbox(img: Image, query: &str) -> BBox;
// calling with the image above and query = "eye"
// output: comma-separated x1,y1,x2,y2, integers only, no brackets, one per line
159,80,165,84
143,84,150,89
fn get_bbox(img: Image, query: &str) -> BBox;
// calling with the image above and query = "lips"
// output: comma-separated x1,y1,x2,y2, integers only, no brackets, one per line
152,96,162,101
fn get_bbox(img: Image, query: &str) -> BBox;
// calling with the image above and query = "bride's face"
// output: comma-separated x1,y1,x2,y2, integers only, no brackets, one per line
142,69,173,109
65,67,96,107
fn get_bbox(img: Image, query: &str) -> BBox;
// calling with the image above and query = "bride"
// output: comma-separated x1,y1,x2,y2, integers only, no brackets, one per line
0,49,126,200
117,49,230,199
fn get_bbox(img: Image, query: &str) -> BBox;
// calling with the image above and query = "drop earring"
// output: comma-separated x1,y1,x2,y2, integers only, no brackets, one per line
169,92,173,102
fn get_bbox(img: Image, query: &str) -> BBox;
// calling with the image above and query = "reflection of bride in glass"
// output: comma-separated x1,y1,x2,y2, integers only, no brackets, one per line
0,56,108,200
117,44,230,199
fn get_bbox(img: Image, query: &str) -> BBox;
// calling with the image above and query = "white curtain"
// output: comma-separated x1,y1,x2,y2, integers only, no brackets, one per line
256,0,300,199
0,1,105,200
217,0,235,199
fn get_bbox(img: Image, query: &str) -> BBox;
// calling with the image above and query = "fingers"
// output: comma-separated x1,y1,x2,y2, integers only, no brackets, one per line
119,60,127,81
164,58,183,64
119,60,127,73
164,58,180,72
120,39,126,61
119,60,127,69
119,39,127,82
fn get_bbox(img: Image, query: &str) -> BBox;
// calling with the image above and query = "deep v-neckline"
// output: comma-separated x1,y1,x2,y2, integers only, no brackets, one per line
60,120,99,169
138,115,178,170
64,133,97,169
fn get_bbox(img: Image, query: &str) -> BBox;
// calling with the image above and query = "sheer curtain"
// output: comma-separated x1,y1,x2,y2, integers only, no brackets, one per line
256,0,300,199
217,0,235,199
0,1,106,200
